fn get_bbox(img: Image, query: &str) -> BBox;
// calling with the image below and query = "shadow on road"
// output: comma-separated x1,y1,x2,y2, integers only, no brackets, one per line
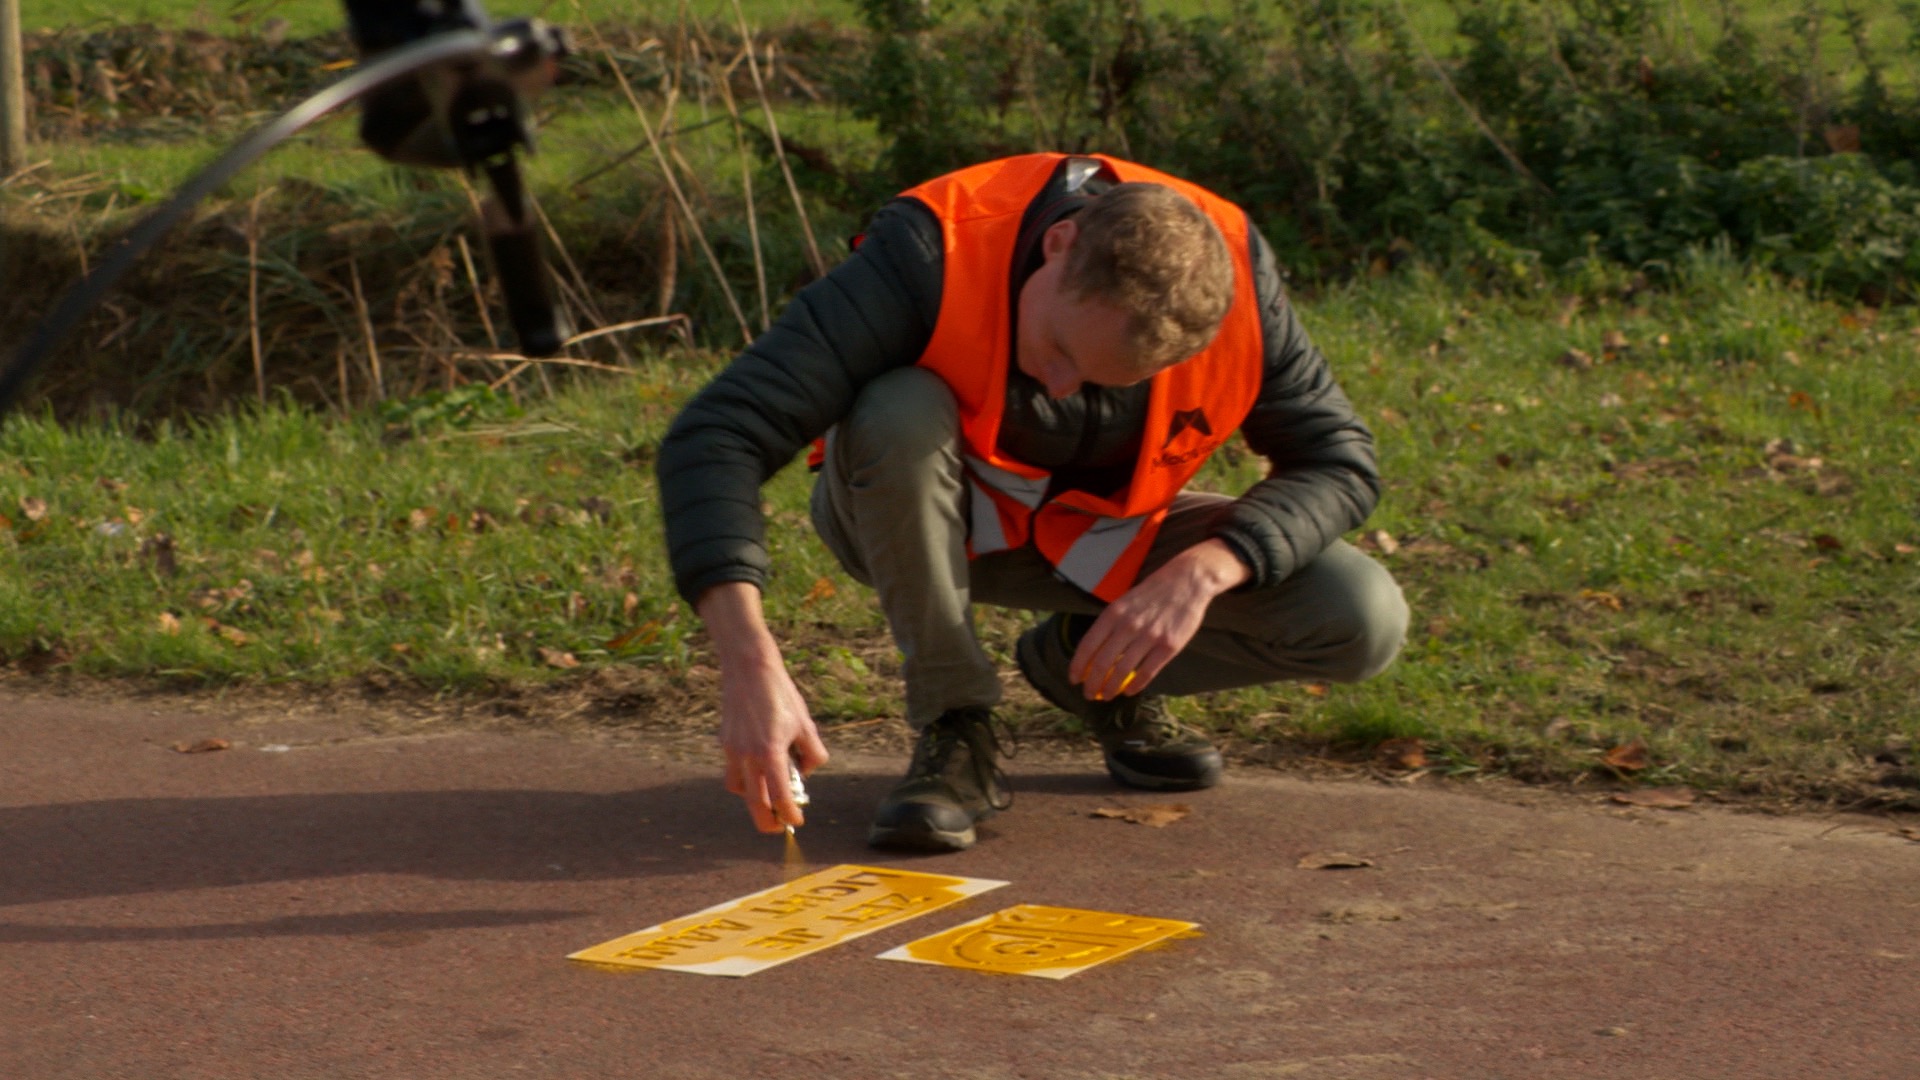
0,774,899,915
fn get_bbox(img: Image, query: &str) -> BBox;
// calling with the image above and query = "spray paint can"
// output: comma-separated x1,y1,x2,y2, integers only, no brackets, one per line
786,761,810,808
784,761,810,837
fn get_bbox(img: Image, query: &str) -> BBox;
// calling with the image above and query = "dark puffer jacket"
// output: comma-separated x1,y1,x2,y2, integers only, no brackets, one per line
656,160,1381,606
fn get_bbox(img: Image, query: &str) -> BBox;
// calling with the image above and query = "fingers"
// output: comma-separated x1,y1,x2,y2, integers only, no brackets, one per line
762,750,806,829
741,762,790,834
1070,607,1184,700
791,726,831,775
724,749,801,833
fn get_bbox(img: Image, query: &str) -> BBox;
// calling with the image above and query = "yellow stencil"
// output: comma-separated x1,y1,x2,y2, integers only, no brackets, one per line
877,904,1199,979
569,864,1007,977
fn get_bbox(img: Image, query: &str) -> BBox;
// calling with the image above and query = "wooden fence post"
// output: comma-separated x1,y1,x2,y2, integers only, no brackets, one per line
0,0,27,177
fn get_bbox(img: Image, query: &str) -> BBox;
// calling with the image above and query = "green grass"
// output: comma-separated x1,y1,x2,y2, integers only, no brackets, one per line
2,259,1915,805
22,0,864,37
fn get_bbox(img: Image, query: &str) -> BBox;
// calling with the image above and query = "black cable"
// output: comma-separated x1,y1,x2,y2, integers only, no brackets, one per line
0,30,495,419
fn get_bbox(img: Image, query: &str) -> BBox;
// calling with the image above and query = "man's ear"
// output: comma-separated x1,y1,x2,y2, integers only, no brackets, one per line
1041,218,1079,262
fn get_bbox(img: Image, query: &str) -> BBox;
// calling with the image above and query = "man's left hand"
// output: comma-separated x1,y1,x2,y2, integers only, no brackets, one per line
1069,537,1251,702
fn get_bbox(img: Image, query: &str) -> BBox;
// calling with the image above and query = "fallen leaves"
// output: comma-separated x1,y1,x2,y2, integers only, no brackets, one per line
1376,737,1427,771
604,621,662,652
171,738,230,754
1602,739,1650,771
1764,438,1823,474
1091,804,1191,828
536,646,580,670
1297,852,1376,870
1609,787,1697,810
203,618,250,646
1578,589,1624,612
18,496,47,522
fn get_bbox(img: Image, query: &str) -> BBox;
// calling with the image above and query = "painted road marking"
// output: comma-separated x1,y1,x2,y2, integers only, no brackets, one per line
878,903,1199,979
569,864,1007,977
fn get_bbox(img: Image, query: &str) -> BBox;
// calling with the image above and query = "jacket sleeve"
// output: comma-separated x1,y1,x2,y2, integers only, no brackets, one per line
655,199,945,604
1209,225,1382,588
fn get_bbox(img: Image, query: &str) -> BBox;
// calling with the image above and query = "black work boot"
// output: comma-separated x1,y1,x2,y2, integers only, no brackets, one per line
868,706,1013,853
1016,613,1223,791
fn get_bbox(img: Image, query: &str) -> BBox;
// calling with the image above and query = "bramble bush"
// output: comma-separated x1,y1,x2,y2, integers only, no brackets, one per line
841,0,1920,299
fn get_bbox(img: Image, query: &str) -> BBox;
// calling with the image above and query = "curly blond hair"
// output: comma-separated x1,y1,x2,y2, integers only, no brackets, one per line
1060,182,1236,371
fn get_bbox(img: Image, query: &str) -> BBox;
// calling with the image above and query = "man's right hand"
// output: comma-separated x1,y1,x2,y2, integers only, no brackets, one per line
698,582,830,833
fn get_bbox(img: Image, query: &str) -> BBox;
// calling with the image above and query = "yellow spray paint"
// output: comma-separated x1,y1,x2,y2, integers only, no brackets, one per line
880,904,1199,979
782,829,808,878
568,865,1008,977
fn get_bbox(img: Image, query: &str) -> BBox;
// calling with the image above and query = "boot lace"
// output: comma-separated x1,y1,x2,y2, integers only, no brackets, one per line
911,708,1015,811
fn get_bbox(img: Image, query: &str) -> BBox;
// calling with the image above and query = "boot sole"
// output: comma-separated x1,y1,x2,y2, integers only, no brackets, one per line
1106,752,1223,792
867,818,976,853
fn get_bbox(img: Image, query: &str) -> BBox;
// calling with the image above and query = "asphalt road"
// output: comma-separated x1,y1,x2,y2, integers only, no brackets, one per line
4,690,1917,1079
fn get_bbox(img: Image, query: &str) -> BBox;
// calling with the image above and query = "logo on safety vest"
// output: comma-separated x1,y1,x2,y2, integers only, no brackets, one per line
1153,408,1219,469
1162,408,1213,449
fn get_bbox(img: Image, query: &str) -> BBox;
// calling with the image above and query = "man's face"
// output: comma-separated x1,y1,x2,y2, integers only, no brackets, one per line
1015,220,1151,399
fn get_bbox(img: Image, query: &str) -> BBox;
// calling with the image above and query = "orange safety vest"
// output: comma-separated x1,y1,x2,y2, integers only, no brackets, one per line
904,153,1264,601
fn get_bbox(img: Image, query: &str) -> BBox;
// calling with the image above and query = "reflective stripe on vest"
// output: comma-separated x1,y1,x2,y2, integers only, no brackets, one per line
904,154,1264,600
963,453,1046,556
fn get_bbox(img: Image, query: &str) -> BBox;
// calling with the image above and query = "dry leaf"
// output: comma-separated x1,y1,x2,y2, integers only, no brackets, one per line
171,738,230,754
199,617,250,646
537,646,579,669
1365,528,1400,556
1303,682,1330,697
1609,787,1696,809
1557,347,1595,371
1812,534,1843,551
1897,544,1918,556
19,496,47,521
804,576,838,603
1377,737,1427,771
156,612,181,635
623,591,640,618
1297,852,1375,870
1603,739,1650,771
1091,804,1191,827
1579,589,1625,611
604,621,661,651
1601,329,1630,352
1895,827,1920,843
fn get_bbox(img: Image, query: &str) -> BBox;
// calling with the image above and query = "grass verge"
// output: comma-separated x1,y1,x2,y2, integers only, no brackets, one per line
2,255,1916,808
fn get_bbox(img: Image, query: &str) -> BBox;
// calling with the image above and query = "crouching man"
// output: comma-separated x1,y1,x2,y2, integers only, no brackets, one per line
656,153,1409,852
